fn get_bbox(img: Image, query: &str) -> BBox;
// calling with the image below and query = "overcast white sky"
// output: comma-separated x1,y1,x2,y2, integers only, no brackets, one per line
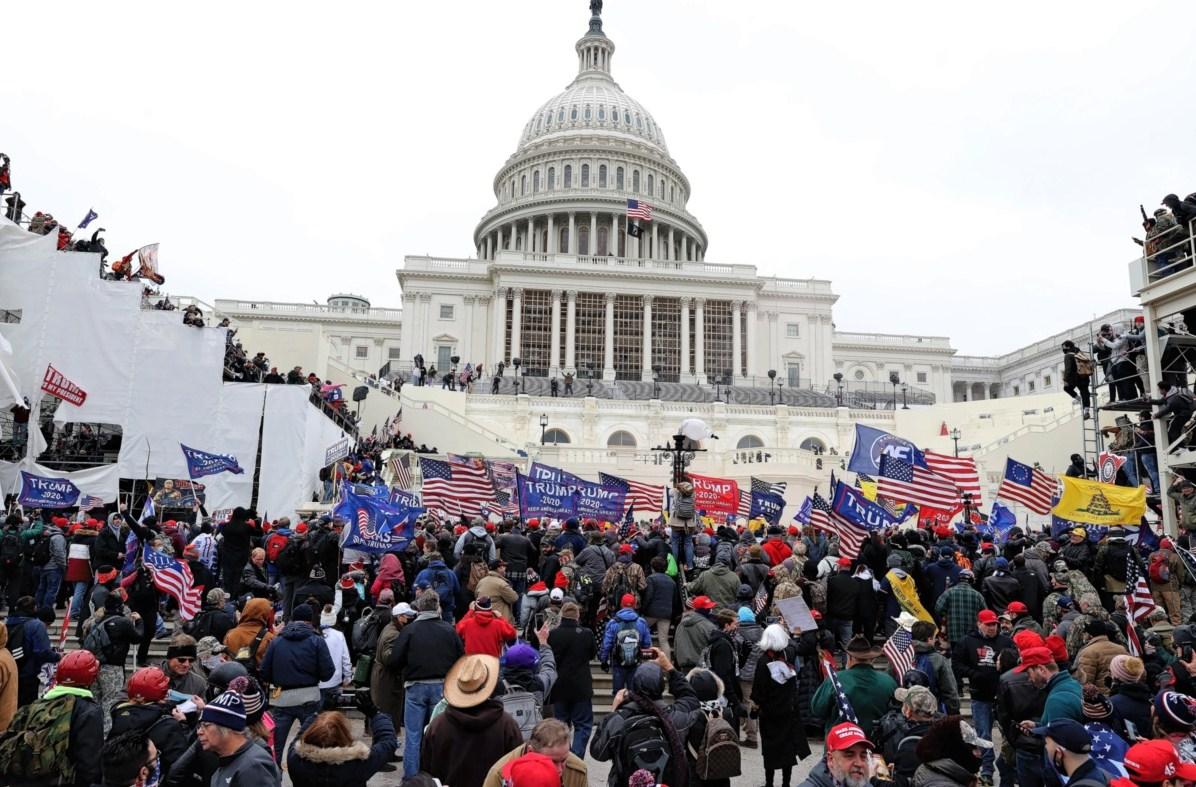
4,1,1194,355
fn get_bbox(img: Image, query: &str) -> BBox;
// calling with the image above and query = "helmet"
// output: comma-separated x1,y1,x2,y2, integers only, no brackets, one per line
901,668,931,689
57,650,100,687
205,661,249,700
127,667,170,702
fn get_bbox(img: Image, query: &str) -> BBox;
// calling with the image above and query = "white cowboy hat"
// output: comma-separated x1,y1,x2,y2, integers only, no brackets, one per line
892,611,921,630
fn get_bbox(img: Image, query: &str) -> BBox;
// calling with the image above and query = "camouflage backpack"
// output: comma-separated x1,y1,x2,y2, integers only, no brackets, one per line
0,693,77,782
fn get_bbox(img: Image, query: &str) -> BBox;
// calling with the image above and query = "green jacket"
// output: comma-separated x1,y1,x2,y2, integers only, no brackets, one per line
810,662,897,736
1039,670,1083,724
1168,488,1196,531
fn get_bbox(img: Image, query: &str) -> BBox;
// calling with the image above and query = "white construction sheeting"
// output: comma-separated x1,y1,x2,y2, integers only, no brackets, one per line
257,384,312,520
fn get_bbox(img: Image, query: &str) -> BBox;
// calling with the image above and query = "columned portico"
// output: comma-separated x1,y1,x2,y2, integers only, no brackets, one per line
491,287,506,363
510,287,523,360
549,289,562,374
745,302,757,377
565,290,577,370
641,295,653,381
603,292,616,381
694,297,706,383
731,300,743,380
680,297,692,382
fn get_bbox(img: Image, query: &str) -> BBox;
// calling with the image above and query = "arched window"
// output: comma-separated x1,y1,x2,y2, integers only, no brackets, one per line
584,105,592,120
632,170,640,192
581,164,590,187
598,106,606,121
535,117,542,132
607,430,637,447
547,167,555,190
736,435,764,449
599,165,607,187
670,186,675,203
533,170,540,192
616,167,624,190
559,227,569,253
613,106,620,123
543,428,571,445
624,110,631,125
570,105,578,121
564,165,572,188
660,179,665,199
597,226,609,255
647,173,654,195
635,113,642,128
557,108,565,122
800,437,827,454
578,225,590,256
544,112,551,128
520,175,526,195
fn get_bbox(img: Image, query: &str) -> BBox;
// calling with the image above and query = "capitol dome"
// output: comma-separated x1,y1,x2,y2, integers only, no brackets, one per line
473,2,707,263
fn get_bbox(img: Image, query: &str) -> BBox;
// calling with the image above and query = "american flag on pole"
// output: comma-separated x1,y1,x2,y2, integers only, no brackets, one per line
752,477,788,497
923,450,983,506
626,199,653,221
142,546,202,620
599,472,664,514
78,495,105,510
751,580,769,614
388,453,414,490
811,488,869,561
821,657,860,726
883,626,916,679
736,489,752,518
877,454,961,510
995,457,1056,514
419,456,495,518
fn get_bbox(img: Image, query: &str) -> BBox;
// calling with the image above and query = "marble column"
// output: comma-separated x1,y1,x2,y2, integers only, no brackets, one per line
666,226,674,261
462,296,475,360
547,214,556,254
568,213,577,255
731,300,743,380
565,290,577,370
496,227,504,256
651,222,658,260
417,294,431,359
610,213,618,257
491,288,507,364
680,297,691,381
603,292,616,380
745,302,757,378
549,289,562,374
694,297,706,382
641,295,653,381
511,288,523,361
589,213,597,257
526,219,534,253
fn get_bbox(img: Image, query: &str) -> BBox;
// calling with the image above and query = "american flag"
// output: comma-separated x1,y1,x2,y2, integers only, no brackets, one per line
751,580,769,614
599,473,664,513
821,657,860,726
419,456,495,518
78,495,106,510
1124,550,1157,657
995,457,1056,514
626,199,653,221
493,488,520,517
923,450,983,506
883,626,915,679
752,477,788,497
388,452,414,490
811,489,869,561
143,546,202,619
877,454,961,510
736,489,753,518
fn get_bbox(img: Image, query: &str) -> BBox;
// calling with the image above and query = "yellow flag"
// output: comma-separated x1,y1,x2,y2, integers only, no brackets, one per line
1052,476,1146,527
858,480,879,501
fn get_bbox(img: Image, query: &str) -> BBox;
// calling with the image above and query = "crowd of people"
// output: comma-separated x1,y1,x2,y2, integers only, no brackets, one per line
1137,193,1196,280
3,447,1196,787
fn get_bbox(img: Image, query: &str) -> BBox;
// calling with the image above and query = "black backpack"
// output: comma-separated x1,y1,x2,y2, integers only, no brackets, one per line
6,621,27,666
186,609,217,641
0,531,21,568
461,533,492,560
619,712,672,785
31,534,52,566
1105,541,1130,582
274,540,307,577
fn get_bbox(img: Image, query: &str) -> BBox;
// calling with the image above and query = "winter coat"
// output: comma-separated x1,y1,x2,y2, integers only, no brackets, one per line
673,611,717,670
370,622,404,717
548,618,596,703
109,701,189,776
599,608,653,664
554,528,587,556
41,525,68,570
495,532,535,575
575,544,615,584
982,572,1022,614
414,560,460,620
641,572,677,620
185,601,236,643
825,572,861,619
912,640,960,714
797,760,836,787
93,519,125,571
388,612,463,681
686,563,739,609
155,658,207,696
212,738,280,787
454,526,497,562
737,559,770,592
484,743,589,787
934,582,988,646
6,615,59,682
913,758,975,787
761,537,792,566
1110,680,1154,738
87,612,144,667
319,625,352,690
1073,635,1130,690
811,662,898,736
924,557,962,599
260,621,334,689
456,609,517,656
1041,670,1084,724
996,669,1046,752
21,685,103,787
706,629,740,704
953,629,1014,701
474,573,519,624
0,623,18,733
223,598,276,667
601,559,647,604
420,699,523,787
287,709,396,787
65,526,98,582
240,561,273,598
751,643,812,769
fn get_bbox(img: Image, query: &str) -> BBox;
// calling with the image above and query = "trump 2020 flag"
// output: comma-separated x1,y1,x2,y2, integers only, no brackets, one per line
181,444,244,478
336,483,422,554
77,208,98,229
18,471,81,509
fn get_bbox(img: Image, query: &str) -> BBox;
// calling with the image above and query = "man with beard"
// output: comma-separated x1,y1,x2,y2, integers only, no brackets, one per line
797,722,878,787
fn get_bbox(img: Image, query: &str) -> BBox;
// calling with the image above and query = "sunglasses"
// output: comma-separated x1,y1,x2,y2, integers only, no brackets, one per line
172,657,196,663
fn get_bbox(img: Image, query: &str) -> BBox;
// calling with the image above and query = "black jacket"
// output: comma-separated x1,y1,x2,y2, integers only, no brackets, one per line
1110,680,1153,738
240,562,273,598
981,573,1022,614
92,525,125,571
706,629,740,703
185,603,235,643
95,613,146,667
387,613,462,681
109,701,189,776
496,532,535,574
641,573,677,620
547,618,596,703
221,516,252,558
826,572,860,619
737,559,770,592
953,629,1014,701
996,669,1045,752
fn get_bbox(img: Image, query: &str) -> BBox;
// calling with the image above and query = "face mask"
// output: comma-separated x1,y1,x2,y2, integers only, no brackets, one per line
142,755,161,787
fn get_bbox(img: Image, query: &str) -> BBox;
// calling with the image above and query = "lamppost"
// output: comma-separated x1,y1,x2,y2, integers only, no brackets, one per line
539,413,548,445
889,371,900,410
961,491,974,524
652,433,707,485
778,378,785,406
950,427,961,457
585,360,594,396
767,369,777,405
450,354,460,391
901,383,909,410
512,357,522,394
651,365,661,400
833,371,844,407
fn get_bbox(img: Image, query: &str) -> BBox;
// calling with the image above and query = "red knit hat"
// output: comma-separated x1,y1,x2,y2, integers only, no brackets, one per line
554,572,569,589
788,525,799,536
1044,634,1068,663
501,752,560,787
295,522,309,535
527,581,548,594
620,593,636,608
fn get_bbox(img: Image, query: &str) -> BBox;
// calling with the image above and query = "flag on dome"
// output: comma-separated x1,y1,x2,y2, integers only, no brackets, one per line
626,199,653,221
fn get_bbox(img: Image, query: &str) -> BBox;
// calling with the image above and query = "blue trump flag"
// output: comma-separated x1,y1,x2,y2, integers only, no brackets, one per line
528,462,624,520
390,488,420,508
831,480,904,531
516,471,577,519
750,490,785,525
181,444,244,478
847,424,926,476
989,501,1017,544
793,496,813,525
18,471,80,509
336,483,422,554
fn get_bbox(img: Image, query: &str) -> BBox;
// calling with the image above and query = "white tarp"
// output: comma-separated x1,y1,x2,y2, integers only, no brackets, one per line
257,384,311,520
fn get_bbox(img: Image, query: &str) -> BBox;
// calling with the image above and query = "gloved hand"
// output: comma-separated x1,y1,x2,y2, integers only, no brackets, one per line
355,688,378,717
600,662,609,673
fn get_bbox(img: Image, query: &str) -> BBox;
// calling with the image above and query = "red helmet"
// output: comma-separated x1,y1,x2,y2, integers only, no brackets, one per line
127,667,170,702
57,650,100,687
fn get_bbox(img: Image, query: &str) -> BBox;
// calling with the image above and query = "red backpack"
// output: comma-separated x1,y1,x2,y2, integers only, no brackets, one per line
265,532,289,563
1149,552,1171,584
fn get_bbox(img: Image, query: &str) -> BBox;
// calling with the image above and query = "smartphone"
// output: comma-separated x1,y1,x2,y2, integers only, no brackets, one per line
640,648,656,659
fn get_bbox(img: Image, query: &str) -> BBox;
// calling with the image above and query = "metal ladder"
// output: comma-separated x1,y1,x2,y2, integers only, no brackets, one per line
1080,321,1105,475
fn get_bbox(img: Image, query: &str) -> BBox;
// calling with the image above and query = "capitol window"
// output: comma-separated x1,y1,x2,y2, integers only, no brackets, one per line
616,167,624,190
547,167,555,190
624,110,631,125
543,428,571,445
647,173,654,195
581,164,590,187
1028,380,1036,392
854,370,865,381
599,165,607,187
632,170,640,192
388,347,402,360
558,108,565,122
786,323,799,338
635,113,642,128
659,179,665,199
439,305,454,319
1043,375,1052,387
670,185,675,203
607,430,637,448
598,106,606,120
544,111,551,127
917,372,927,383
570,106,578,121
584,104,592,120
521,175,526,195
737,435,764,449
533,171,540,192
355,346,369,359
564,165,572,188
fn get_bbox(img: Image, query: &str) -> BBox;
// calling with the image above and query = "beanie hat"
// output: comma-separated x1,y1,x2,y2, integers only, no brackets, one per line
1012,630,1046,650
291,603,314,623
1081,685,1113,720
620,593,636,608
527,581,548,596
1155,691,1196,730
226,675,266,721
320,605,337,627
1044,634,1069,663
206,587,227,606
201,690,247,731
738,607,756,624
475,595,493,612
505,642,538,670
1110,654,1145,684
554,572,569,589
501,752,561,787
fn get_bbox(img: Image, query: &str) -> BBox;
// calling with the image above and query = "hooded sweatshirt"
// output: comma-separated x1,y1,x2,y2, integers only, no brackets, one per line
599,608,653,665
0,623,17,732
674,611,718,670
222,598,276,666
420,698,523,787
454,525,497,562
456,608,517,657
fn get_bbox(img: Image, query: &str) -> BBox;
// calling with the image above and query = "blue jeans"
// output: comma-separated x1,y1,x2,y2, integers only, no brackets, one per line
70,580,90,621
270,698,321,764
1015,747,1045,787
403,682,444,777
1141,451,1160,493
1123,455,1139,488
35,566,63,611
826,618,854,652
971,699,995,777
554,700,594,759
612,665,635,695
670,529,693,569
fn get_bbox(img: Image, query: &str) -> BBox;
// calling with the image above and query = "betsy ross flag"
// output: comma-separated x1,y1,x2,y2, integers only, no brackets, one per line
924,450,982,506
821,657,860,726
1124,549,1156,656
877,454,961,510
883,626,916,680
388,453,414,490
419,456,495,518
996,457,1055,514
626,199,653,221
599,472,664,513
143,546,203,619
